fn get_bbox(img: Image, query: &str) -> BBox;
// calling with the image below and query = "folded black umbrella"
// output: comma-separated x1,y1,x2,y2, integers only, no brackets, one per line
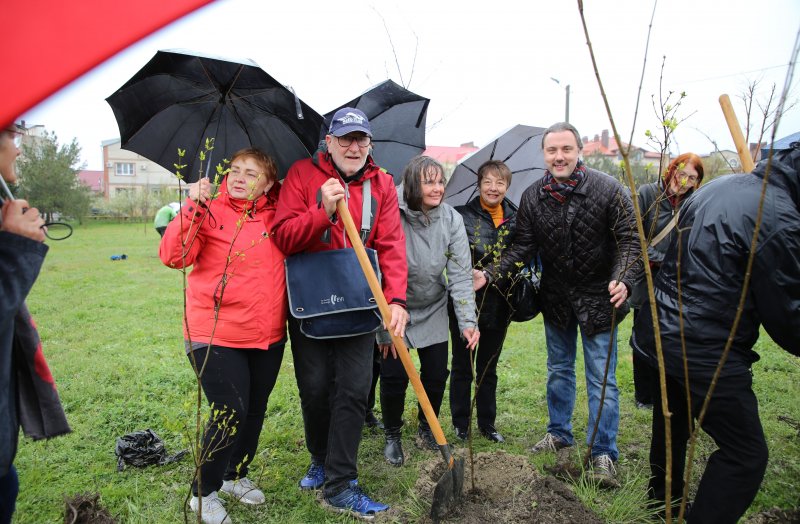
107,49,324,182
324,79,429,183
445,124,548,206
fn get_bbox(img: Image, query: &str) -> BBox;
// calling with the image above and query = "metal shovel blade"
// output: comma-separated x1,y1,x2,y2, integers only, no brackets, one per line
430,454,465,521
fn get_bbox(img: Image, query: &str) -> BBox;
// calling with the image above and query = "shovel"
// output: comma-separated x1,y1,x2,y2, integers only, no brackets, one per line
336,199,465,520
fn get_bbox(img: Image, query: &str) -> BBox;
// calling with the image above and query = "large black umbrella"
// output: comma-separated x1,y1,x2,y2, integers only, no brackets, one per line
106,49,324,182
445,124,548,206
324,79,429,183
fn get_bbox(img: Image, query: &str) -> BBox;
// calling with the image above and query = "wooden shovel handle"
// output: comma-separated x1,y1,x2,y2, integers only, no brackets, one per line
719,94,756,173
335,199,453,454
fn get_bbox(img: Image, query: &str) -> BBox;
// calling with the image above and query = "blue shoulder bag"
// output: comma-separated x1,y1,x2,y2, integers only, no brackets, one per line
284,179,382,339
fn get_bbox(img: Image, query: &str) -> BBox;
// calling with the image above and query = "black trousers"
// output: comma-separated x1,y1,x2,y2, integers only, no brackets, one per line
189,344,284,496
648,366,768,524
380,340,449,429
631,308,653,404
289,318,373,498
449,313,508,430
367,344,381,413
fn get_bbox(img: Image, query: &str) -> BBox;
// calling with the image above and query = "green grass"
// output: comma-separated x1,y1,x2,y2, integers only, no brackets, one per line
13,222,800,523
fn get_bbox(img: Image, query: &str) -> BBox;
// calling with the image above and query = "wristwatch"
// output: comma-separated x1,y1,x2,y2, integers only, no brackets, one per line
482,270,493,284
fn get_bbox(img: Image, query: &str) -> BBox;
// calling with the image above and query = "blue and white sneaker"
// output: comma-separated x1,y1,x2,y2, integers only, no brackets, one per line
298,462,325,490
323,485,389,520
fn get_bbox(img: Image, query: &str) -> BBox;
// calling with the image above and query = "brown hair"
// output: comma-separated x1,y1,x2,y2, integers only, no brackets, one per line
664,153,704,188
542,122,583,150
230,147,278,182
477,160,512,187
403,155,445,212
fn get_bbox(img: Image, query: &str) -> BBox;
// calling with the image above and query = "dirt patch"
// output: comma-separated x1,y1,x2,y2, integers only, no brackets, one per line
411,450,601,523
63,493,117,524
744,508,800,523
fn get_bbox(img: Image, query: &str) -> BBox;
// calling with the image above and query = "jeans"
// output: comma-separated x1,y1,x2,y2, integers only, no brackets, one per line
289,318,374,498
189,344,285,496
543,316,619,460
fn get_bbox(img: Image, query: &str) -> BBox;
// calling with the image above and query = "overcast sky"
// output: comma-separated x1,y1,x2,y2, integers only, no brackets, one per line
21,0,800,171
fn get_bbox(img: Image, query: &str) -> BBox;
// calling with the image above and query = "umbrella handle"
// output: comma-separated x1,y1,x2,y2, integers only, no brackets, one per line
335,199,456,466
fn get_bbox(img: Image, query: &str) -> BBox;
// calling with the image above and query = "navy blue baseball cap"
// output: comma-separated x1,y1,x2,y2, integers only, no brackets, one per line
328,107,372,137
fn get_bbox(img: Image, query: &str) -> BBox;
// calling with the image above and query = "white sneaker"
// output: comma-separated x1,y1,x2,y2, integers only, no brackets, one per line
189,491,232,524
221,477,266,505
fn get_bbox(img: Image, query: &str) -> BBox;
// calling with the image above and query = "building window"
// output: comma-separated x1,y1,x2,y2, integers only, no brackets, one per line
116,162,135,176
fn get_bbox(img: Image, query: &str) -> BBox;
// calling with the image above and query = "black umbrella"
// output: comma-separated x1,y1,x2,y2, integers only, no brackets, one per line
324,79,429,183
106,49,324,182
445,124,548,207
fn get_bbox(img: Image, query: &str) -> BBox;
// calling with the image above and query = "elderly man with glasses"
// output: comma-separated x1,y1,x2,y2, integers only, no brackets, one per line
273,108,407,519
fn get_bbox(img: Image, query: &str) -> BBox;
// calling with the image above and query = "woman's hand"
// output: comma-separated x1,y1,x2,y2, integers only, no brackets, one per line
608,280,628,308
379,343,398,359
462,327,480,350
1,200,45,242
188,178,212,204
387,303,409,339
473,269,487,291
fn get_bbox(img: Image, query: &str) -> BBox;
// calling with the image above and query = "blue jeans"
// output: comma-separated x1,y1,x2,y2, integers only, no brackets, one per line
543,316,619,460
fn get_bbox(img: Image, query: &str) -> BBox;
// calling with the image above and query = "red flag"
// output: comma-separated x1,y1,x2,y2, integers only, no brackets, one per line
1,0,215,127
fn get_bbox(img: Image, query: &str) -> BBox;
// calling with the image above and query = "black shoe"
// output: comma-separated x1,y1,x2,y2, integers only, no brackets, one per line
479,425,505,443
453,426,468,441
364,410,384,430
383,427,404,466
415,425,438,450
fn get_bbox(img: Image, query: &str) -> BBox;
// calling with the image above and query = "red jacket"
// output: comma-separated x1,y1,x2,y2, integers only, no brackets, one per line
273,151,407,306
159,182,287,349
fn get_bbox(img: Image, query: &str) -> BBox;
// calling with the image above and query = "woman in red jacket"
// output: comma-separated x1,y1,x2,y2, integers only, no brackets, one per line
160,148,287,524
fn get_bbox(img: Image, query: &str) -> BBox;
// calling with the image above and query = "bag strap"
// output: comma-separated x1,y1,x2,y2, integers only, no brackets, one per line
649,210,679,248
360,178,372,243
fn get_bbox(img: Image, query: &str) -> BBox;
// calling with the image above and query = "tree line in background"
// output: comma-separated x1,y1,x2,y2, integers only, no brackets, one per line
13,130,179,224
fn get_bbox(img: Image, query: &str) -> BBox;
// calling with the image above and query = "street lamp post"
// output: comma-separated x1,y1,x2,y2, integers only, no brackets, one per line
550,77,570,123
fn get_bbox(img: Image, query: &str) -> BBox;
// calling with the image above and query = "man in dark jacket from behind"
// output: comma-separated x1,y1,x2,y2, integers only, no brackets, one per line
476,122,642,483
631,144,800,523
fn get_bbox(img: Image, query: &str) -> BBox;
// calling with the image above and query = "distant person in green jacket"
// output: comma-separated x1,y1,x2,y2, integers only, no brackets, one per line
154,202,180,237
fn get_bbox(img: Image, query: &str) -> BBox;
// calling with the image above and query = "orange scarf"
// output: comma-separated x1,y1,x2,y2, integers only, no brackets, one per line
480,199,504,228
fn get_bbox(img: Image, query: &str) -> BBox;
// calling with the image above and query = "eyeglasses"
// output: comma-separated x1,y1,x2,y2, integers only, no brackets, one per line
5,129,24,148
677,171,698,183
336,135,371,148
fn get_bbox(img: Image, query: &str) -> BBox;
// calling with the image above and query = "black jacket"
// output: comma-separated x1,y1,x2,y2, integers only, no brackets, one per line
456,196,519,328
1,232,48,476
629,180,696,308
495,168,642,336
632,147,800,381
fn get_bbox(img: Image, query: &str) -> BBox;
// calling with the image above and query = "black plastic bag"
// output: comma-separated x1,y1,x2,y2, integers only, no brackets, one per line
115,429,187,472
509,268,541,323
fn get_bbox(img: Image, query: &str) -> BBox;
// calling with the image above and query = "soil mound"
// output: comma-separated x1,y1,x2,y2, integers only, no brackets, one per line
413,450,601,523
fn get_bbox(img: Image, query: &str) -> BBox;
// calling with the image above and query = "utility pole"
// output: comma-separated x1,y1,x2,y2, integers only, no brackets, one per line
550,77,570,123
